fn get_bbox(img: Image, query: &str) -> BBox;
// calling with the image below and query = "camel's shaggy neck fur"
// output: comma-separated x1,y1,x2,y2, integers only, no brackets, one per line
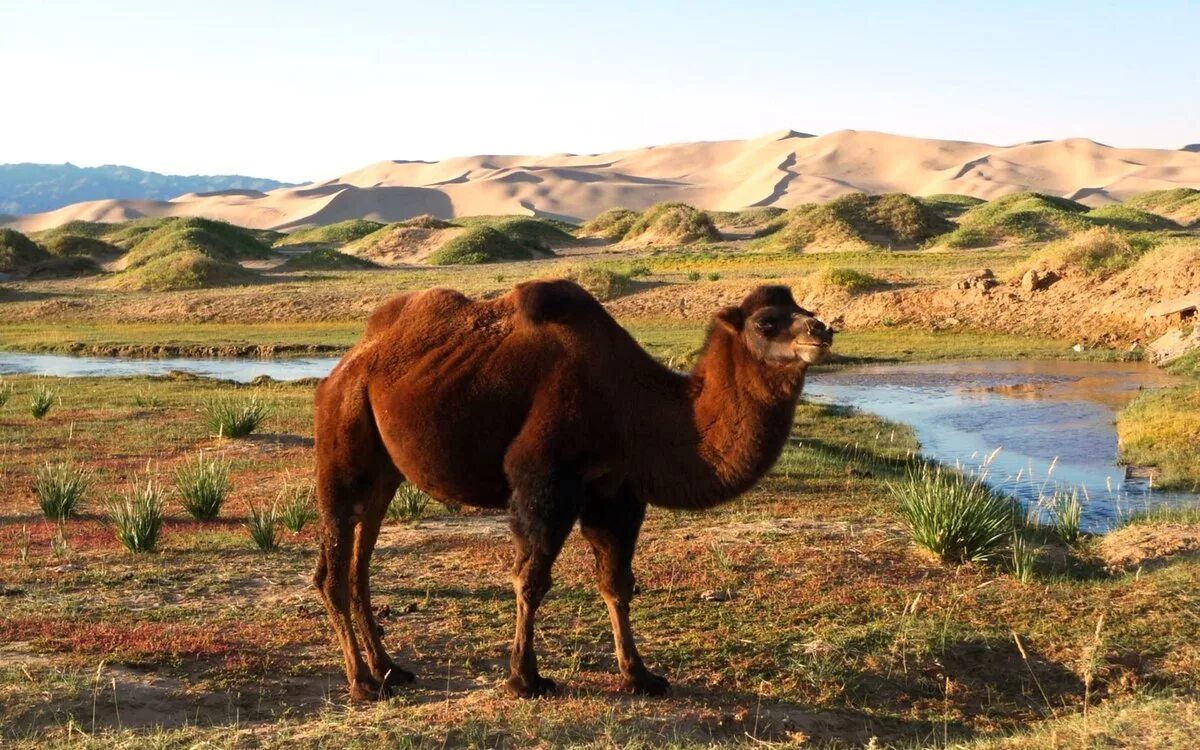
626,320,805,510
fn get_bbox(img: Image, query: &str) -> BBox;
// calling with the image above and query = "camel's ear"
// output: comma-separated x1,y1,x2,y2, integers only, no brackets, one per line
715,306,744,333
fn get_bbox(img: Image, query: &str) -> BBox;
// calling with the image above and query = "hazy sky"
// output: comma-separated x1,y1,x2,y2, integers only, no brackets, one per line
2,1,1197,182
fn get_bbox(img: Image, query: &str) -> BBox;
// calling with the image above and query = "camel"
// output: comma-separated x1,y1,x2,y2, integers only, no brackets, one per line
312,280,833,700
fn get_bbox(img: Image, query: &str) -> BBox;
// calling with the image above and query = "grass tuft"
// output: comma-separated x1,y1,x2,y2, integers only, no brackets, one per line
890,463,1017,564
30,383,55,419
175,453,232,521
0,379,12,409
247,505,279,551
109,477,166,553
1045,489,1083,545
34,461,91,521
387,484,432,523
278,482,317,532
203,396,271,438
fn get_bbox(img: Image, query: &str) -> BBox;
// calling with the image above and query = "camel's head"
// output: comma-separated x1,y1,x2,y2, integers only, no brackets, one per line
716,286,834,367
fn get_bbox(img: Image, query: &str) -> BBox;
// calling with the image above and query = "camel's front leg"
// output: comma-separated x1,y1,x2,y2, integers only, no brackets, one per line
580,491,670,696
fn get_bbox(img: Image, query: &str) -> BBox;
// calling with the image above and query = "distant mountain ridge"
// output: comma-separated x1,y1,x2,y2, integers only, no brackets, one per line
0,163,297,215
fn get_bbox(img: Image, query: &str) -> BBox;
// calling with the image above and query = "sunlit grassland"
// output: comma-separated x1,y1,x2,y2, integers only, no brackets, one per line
1,374,1199,747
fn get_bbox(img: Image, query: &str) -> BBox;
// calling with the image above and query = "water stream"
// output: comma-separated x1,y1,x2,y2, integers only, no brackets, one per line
2,352,1194,530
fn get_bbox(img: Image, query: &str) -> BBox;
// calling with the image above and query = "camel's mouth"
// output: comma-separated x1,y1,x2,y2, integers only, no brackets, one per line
793,339,831,364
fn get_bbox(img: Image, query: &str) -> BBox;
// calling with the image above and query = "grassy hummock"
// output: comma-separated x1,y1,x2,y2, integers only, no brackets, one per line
623,202,721,245
278,246,379,271
760,193,952,252
427,225,537,265
0,228,50,273
274,219,385,247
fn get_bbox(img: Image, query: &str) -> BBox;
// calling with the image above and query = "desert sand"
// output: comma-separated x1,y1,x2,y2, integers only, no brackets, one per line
9,129,1200,232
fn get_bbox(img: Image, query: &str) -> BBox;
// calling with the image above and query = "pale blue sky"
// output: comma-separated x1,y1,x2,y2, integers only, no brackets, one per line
2,1,1196,182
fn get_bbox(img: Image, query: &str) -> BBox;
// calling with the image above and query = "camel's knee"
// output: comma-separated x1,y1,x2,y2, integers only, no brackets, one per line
598,567,635,603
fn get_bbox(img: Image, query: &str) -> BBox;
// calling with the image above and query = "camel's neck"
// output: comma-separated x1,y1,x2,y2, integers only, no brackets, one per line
628,327,804,510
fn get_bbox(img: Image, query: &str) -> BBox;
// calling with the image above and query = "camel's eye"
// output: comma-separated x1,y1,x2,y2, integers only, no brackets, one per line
753,317,782,337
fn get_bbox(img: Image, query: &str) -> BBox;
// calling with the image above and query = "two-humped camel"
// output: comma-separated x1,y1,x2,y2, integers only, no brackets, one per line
312,280,832,699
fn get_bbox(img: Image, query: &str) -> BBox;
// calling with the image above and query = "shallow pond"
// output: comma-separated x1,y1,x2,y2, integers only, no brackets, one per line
2,352,1194,530
806,360,1194,531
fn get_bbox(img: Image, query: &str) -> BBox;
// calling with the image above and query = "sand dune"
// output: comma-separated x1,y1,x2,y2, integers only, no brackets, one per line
9,129,1200,232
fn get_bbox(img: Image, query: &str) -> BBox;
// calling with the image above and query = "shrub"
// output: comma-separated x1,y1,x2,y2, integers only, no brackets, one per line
579,208,640,240
624,203,721,245
387,484,432,523
109,477,166,553
30,384,55,419
278,482,317,532
687,271,702,281
807,267,886,295
247,505,279,551
34,462,91,521
0,228,50,273
203,396,271,438
568,266,635,301
890,464,1017,564
175,453,232,520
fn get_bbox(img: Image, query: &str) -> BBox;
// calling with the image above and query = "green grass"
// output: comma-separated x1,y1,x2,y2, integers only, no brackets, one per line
120,217,270,268
35,234,122,259
175,453,232,521
273,219,385,247
759,193,952,252
203,396,272,438
1086,204,1180,231
108,476,166,553
918,193,986,220
708,206,786,229
1124,504,1200,526
1026,226,1158,275
452,216,577,250
1116,384,1200,491
890,463,1018,564
0,380,12,409
33,462,91,521
105,248,260,291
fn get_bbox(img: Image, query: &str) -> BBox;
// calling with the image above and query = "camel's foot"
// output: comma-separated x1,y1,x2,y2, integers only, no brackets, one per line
347,676,387,702
378,662,416,687
504,673,558,699
620,668,670,696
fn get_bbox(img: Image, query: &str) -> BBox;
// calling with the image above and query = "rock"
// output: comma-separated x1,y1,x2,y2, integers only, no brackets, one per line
700,589,732,602
1072,343,1086,353
1021,269,1039,292
954,268,998,292
1149,326,1200,364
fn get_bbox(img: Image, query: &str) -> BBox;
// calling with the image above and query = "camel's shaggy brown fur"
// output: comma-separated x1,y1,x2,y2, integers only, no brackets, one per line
312,280,832,700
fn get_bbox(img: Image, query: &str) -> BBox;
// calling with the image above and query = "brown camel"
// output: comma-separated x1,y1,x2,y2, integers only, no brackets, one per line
312,280,833,700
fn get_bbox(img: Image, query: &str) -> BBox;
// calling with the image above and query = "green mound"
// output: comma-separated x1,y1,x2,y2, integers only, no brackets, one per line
427,226,536,265
105,249,259,291
453,216,576,250
275,219,386,247
762,193,951,252
101,217,177,249
38,234,123,259
1086,204,1180,232
29,255,101,278
579,208,640,241
279,247,379,271
1123,188,1200,227
624,203,721,245
939,192,1090,248
918,194,986,220
30,220,113,242
122,217,270,269
708,207,787,229
397,214,457,230
0,228,50,273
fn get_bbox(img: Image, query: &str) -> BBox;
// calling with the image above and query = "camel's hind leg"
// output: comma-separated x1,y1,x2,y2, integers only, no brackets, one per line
579,489,669,695
349,473,416,688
